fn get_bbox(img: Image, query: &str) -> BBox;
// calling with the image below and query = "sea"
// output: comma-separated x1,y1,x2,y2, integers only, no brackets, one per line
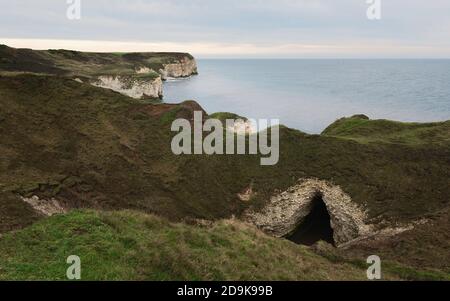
163,59,450,134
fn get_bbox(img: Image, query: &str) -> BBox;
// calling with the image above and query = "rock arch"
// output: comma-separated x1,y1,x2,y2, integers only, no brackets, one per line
244,179,372,247
285,193,335,246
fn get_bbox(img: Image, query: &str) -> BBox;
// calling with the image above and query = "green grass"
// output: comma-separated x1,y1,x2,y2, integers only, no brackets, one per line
209,112,248,122
382,262,450,281
2,210,445,280
0,210,373,281
323,115,450,146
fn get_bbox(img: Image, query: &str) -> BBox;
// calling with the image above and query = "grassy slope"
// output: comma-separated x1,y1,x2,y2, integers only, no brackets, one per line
0,74,449,277
2,210,447,280
322,114,450,146
0,210,391,280
1,75,449,225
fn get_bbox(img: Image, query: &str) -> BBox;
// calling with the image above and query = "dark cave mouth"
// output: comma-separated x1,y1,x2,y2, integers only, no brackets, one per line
285,194,335,246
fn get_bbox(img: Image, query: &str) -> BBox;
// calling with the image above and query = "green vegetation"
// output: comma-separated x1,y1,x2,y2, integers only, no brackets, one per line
1,73,449,224
0,210,382,280
2,76,448,224
2,210,447,280
323,114,450,146
209,112,248,122
0,70,449,279
0,44,193,80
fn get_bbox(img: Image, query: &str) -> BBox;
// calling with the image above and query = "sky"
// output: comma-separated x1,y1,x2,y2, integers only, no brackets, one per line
1,0,450,58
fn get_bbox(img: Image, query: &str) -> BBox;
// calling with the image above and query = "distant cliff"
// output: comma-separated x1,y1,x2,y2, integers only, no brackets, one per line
0,44,198,99
158,55,198,79
91,74,164,99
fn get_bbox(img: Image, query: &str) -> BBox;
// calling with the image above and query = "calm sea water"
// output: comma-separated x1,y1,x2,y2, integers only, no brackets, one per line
164,59,450,134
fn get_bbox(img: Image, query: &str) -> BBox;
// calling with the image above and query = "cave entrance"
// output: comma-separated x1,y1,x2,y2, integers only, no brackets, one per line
286,194,335,246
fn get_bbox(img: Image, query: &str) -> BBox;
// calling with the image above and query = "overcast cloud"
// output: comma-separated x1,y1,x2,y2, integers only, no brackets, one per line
1,0,450,58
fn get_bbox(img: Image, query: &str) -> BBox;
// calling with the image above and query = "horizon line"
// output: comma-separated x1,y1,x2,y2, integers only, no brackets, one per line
2,38,450,60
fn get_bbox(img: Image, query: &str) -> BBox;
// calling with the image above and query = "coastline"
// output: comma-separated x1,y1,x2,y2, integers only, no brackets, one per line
0,46,449,281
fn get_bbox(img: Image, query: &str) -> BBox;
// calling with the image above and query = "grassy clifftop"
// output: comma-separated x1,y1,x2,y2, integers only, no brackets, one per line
0,44,194,79
1,74,449,230
323,114,450,146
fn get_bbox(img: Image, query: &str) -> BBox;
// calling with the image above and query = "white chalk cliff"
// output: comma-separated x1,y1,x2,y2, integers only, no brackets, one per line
91,55,197,99
159,56,198,80
92,75,163,99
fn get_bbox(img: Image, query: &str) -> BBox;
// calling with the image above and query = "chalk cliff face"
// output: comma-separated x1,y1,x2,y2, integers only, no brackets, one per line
92,75,163,99
159,56,198,79
244,178,372,246
91,56,198,99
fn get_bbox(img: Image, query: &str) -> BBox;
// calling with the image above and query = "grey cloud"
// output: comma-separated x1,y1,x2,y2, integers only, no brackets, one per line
0,0,449,56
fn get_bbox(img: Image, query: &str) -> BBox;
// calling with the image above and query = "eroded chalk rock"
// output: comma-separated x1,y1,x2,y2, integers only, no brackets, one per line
244,178,372,246
227,119,255,135
21,195,67,216
159,56,198,80
135,66,151,74
92,75,163,99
